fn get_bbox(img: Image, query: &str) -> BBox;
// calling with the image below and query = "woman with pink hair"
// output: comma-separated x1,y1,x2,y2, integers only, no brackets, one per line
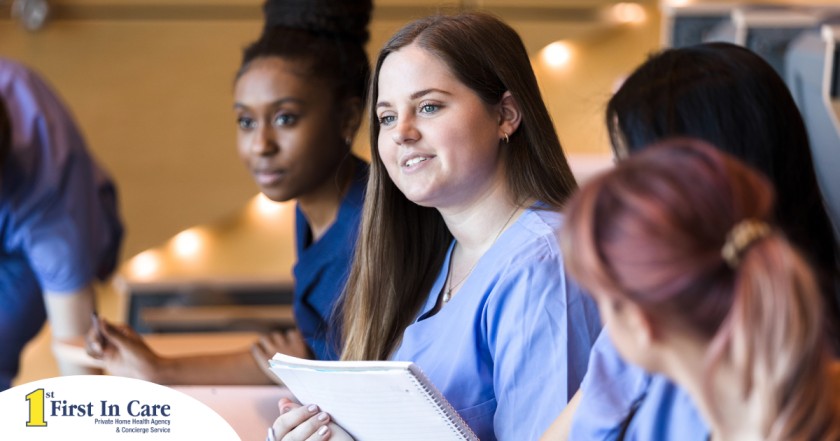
560,139,840,440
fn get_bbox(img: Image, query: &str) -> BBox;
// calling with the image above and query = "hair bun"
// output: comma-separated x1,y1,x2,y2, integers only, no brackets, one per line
263,0,372,44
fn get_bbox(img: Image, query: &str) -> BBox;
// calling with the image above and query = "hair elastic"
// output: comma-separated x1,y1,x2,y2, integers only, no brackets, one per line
721,219,771,268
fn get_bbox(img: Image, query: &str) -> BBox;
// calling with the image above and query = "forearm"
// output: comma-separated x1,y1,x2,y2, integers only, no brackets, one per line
44,286,103,376
539,389,581,441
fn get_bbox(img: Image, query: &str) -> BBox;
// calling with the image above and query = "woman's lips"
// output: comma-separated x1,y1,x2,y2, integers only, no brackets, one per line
399,153,435,172
254,170,285,186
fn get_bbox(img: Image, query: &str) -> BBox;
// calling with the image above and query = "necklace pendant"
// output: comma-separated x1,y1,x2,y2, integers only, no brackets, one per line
442,289,452,303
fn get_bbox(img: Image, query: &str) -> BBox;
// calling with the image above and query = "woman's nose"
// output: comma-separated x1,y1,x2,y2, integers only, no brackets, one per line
391,117,420,145
252,123,279,156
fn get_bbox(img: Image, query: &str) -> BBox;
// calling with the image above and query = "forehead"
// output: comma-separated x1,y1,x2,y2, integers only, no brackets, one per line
235,57,330,104
377,44,463,97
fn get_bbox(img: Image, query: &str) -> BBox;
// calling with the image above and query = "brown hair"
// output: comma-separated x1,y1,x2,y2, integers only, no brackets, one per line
341,12,577,360
562,139,840,440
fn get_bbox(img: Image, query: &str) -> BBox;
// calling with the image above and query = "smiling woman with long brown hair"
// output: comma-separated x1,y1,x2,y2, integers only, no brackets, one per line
270,12,601,441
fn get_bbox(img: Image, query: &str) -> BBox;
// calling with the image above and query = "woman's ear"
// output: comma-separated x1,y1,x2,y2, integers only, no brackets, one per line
339,96,364,146
617,299,659,351
498,91,522,141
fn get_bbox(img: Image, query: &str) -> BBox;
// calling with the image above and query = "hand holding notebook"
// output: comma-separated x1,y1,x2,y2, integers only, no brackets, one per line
267,353,479,441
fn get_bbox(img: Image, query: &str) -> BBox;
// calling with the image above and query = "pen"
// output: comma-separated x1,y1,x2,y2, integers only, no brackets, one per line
91,311,106,352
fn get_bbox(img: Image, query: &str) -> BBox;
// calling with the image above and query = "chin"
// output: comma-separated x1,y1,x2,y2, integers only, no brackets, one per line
260,187,296,203
400,192,437,208
394,185,438,208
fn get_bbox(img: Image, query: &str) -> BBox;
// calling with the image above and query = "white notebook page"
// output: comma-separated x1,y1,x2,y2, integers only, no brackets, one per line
269,354,477,441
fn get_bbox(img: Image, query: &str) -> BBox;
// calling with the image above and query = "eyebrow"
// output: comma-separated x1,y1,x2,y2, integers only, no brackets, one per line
233,97,303,110
375,88,451,109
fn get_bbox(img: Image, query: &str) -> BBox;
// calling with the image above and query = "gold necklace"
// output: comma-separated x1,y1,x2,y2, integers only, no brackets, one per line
442,206,521,304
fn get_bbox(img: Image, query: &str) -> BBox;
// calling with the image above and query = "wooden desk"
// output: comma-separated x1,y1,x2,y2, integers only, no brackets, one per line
50,333,291,440
173,385,293,440
50,331,262,369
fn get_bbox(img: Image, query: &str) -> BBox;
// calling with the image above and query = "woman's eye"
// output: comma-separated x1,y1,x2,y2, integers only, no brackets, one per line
237,116,257,130
273,113,298,126
378,115,396,126
419,104,439,114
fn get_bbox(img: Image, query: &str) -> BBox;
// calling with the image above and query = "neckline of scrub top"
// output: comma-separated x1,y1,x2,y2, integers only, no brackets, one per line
294,156,367,263
414,202,548,322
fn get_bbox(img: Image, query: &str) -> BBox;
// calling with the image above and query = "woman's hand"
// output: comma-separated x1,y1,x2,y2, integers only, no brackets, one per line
252,329,313,381
85,318,170,382
253,329,313,360
269,398,354,441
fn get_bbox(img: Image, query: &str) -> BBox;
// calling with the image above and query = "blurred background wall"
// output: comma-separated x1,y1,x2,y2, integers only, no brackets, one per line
0,0,663,264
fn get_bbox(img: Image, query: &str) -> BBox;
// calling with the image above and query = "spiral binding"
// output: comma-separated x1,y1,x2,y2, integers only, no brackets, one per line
407,364,480,441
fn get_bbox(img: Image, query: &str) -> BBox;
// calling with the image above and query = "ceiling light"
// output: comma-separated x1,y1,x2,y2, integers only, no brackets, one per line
172,229,204,259
253,193,285,218
612,3,647,25
128,250,162,280
541,41,572,69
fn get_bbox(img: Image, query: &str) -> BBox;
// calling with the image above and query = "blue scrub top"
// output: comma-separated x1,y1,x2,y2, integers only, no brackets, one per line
391,205,602,441
0,58,123,390
570,332,709,440
292,157,366,361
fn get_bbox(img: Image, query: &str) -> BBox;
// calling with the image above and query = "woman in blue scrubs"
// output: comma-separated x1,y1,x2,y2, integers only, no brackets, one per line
0,59,123,391
542,43,839,440
561,139,840,440
90,0,371,383
270,12,602,441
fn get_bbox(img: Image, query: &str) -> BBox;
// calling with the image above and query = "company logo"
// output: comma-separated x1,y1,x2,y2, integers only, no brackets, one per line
2,376,239,440
25,387,172,433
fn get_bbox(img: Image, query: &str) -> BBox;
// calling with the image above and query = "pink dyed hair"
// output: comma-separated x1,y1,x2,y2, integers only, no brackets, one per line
561,139,839,440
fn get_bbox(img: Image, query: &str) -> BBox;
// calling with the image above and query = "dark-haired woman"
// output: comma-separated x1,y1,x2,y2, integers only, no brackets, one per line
270,12,601,441
542,42,839,441
562,140,840,441
88,0,371,384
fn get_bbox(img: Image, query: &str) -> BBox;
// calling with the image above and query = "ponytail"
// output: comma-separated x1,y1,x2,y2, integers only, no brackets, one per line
707,236,840,440
562,140,840,440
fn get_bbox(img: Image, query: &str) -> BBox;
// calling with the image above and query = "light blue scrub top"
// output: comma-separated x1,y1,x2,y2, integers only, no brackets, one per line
570,332,710,440
0,58,123,390
391,206,602,441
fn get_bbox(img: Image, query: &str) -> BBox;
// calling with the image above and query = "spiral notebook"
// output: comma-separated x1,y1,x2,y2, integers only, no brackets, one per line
268,353,479,441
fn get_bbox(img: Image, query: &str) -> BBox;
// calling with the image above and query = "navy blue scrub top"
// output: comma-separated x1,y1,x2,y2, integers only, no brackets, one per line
292,157,366,360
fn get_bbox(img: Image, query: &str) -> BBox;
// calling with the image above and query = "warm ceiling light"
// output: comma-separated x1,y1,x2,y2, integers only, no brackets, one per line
541,41,572,68
253,192,285,218
612,2,646,24
129,250,162,280
172,229,204,259
668,0,692,6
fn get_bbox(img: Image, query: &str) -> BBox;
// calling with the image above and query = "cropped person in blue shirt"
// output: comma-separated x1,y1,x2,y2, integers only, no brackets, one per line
89,0,371,383
0,58,123,391
270,12,601,441
561,139,840,441
541,43,839,440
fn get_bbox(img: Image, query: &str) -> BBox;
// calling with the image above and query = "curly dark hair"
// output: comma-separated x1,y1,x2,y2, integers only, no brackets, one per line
237,0,372,103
